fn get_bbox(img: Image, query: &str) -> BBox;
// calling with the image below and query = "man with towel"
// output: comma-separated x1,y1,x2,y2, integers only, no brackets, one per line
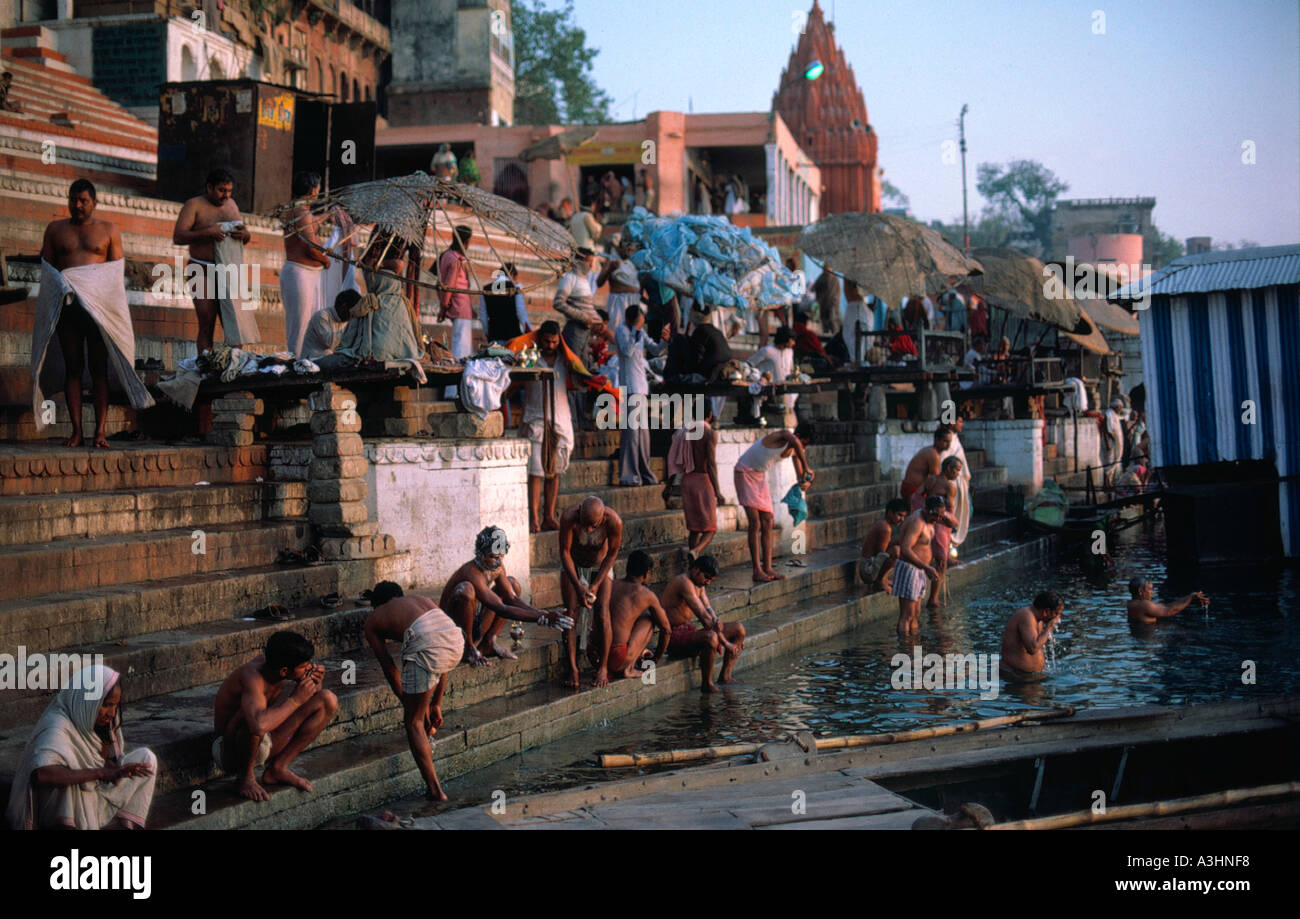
665,403,724,558
557,496,624,689
6,664,156,829
281,171,331,356
171,168,259,352
33,178,154,447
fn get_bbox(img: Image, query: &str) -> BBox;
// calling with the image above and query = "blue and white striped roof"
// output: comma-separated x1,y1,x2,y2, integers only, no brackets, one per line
1112,244,1300,301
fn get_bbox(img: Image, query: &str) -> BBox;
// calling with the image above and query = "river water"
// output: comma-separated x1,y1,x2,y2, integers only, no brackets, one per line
360,520,1299,815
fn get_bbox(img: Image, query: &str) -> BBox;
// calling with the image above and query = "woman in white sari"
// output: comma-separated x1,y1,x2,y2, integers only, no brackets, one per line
5,664,156,830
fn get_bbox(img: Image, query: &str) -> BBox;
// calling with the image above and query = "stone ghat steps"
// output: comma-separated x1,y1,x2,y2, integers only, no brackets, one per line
139,531,1049,830
0,480,306,547
0,518,312,604
0,443,271,496
0,401,141,444
0,60,160,153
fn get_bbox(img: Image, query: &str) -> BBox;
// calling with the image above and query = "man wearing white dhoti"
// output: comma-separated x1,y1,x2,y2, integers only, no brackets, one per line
937,416,972,550
5,664,157,830
34,179,153,448
280,171,331,356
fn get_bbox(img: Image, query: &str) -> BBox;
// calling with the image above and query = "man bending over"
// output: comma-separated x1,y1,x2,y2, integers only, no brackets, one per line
660,555,745,693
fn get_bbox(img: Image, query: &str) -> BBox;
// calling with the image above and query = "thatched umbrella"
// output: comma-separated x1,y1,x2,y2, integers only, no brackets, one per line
1062,309,1110,354
520,125,602,162
970,247,1087,334
1080,298,1139,336
271,174,577,295
797,212,982,306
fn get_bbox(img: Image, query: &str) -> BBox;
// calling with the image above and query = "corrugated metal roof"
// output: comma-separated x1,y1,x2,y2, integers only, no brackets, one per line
1111,244,1300,300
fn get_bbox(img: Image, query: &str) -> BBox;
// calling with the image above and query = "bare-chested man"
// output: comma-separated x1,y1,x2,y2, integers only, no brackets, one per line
211,630,338,801
892,496,947,635
558,497,623,688
1126,578,1208,626
38,178,124,448
587,549,672,679
660,555,745,693
1000,591,1064,677
362,581,463,801
440,525,572,666
901,424,953,507
920,455,963,609
282,170,330,356
171,167,252,353
859,498,908,591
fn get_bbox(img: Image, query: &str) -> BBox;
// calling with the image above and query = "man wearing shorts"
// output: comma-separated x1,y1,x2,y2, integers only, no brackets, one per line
587,549,672,679
659,555,744,693
892,496,945,636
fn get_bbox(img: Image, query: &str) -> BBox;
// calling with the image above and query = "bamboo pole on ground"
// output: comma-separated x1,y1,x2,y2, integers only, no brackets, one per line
987,782,1300,830
598,707,1076,768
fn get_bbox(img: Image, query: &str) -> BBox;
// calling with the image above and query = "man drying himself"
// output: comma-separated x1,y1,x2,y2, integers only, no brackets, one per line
660,555,745,693
361,581,463,801
588,549,672,680
859,498,908,591
733,424,816,583
441,525,572,665
212,631,338,801
1125,578,1209,626
900,424,953,505
33,178,153,448
171,167,257,353
665,404,724,559
281,170,331,357
1000,591,1064,678
892,496,946,635
558,496,624,688
920,456,963,609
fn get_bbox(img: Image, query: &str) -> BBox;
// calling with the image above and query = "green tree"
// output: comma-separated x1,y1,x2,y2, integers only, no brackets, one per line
975,160,1069,255
1151,229,1185,268
511,0,612,125
881,179,909,208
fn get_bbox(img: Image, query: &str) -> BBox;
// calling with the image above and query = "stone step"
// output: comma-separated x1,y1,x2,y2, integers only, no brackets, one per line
0,520,311,603
138,531,1052,829
0,443,270,496
0,481,306,547
528,504,746,570
558,456,668,491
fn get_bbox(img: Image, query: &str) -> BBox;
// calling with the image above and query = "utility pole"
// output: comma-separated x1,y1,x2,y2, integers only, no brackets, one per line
956,103,967,254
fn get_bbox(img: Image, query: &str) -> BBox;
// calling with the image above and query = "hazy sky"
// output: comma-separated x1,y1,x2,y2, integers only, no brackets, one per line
572,0,1300,246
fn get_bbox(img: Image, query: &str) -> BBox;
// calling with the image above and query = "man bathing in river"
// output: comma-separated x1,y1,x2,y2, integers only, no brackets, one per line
363,581,462,800
919,456,963,609
588,550,672,679
441,526,570,666
900,425,953,505
212,631,338,801
1126,578,1209,625
1000,591,1064,677
892,496,947,635
558,497,624,688
859,498,908,591
660,555,745,693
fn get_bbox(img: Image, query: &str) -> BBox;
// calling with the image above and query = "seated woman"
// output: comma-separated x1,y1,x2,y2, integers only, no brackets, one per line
5,664,157,829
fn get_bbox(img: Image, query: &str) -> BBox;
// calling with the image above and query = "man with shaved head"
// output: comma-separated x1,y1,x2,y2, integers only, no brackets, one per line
557,496,624,688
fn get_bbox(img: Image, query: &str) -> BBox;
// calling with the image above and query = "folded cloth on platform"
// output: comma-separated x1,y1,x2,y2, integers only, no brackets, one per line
460,358,511,420
213,237,260,346
31,258,154,429
293,358,320,374
220,348,255,382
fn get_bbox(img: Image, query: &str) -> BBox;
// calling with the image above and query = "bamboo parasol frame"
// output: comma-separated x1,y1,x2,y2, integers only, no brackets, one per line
271,175,579,297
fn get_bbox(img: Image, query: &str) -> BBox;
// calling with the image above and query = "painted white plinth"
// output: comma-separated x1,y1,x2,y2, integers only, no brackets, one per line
1046,416,1101,474
962,419,1044,494
364,440,532,598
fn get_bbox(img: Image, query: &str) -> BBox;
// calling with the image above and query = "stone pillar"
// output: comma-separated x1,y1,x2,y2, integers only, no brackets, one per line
206,391,262,447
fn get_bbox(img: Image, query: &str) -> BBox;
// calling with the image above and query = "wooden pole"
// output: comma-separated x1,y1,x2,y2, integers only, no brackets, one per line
599,707,1075,768
986,782,1300,830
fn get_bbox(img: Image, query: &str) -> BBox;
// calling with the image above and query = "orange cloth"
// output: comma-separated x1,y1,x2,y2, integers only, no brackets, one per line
506,330,620,409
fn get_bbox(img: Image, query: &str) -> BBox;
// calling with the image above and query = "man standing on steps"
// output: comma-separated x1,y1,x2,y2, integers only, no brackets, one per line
665,404,724,559
362,581,462,801
918,457,962,609
588,549,672,680
280,170,331,357
437,225,476,366
937,416,972,550
892,496,945,635
557,496,624,689
900,424,953,506
171,168,256,354
660,555,745,693
440,526,571,666
33,177,153,448
734,424,815,584
212,631,338,802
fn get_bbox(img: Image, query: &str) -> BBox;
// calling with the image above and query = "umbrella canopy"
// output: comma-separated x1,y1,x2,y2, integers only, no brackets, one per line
797,212,982,306
1062,309,1110,354
1080,297,1140,335
271,175,577,294
520,125,602,162
970,247,1087,334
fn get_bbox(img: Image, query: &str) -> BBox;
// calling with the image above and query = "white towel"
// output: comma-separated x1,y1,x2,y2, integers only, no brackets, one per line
31,258,154,430
213,236,260,346
280,260,324,357
460,357,511,420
